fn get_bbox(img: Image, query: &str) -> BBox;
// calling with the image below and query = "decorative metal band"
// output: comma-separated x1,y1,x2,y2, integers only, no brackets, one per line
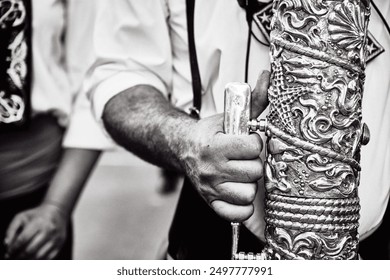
266,217,359,232
266,201,360,216
273,37,363,74
266,123,361,171
267,193,359,207
265,194,360,233
267,210,359,225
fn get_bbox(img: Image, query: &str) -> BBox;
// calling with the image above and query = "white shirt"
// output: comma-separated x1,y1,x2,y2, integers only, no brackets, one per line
86,0,390,239
32,0,112,149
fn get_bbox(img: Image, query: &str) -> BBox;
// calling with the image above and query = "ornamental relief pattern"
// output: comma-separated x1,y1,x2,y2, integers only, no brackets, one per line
262,0,370,260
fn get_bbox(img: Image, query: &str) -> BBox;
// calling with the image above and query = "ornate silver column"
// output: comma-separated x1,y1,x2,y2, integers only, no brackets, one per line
261,0,371,260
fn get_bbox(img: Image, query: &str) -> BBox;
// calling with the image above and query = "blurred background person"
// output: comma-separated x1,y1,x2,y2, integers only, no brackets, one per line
0,0,111,260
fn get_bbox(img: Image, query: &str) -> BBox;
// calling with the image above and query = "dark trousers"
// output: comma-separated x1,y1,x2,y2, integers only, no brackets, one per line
168,179,390,260
168,178,264,260
359,202,390,260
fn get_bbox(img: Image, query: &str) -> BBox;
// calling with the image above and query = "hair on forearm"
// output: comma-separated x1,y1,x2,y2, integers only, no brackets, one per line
102,85,196,171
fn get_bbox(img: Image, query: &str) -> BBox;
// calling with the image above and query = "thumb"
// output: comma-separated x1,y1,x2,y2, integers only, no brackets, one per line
251,70,270,118
4,214,26,248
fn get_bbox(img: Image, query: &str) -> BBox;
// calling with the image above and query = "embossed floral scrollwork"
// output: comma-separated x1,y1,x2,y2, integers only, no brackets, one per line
328,0,369,65
0,0,26,28
306,154,356,196
275,0,329,49
267,227,358,260
262,0,369,260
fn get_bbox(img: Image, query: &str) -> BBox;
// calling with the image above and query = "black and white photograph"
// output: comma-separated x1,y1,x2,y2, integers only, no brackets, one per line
1,0,390,277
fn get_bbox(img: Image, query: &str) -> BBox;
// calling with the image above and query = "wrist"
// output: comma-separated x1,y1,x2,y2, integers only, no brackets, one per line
41,200,70,220
167,114,198,172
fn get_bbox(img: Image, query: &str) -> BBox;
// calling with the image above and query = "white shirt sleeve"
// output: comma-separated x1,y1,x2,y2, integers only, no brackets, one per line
62,0,115,150
62,91,114,150
84,0,173,120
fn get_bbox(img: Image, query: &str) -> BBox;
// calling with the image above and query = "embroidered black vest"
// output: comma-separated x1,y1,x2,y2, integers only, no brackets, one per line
0,0,32,130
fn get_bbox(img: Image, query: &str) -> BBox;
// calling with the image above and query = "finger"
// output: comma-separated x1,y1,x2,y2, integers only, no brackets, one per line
243,180,267,243
225,158,264,183
36,242,55,260
251,70,270,118
47,249,60,260
5,215,27,248
214,182,257,205
7,223,40,257
210,200,254,222
218,133,263,160
23,233,47,259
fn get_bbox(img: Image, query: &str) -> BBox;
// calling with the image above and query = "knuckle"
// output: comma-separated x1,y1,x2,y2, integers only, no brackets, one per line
49,250,59,260
232,137,248,153
247,158,264,181
250,135,262,155
47,226,56,235
254,158,264,179
241,184,257,204
231,205,254,222
197,184,209,199
258,166,264,179
17,234,26,243
197,160,227,185
252,142,262,156
14,213,26,222
197,183,215,203
197,164,216,185
243,205,255,220
210,201,225,217
194,154,221,181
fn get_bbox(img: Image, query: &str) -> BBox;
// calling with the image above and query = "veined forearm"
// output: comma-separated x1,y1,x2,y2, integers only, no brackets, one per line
102,85,197,171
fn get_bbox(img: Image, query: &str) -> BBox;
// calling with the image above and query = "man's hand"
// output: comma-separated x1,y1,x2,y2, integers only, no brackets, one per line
102,71,270,223
4,204,68,259
180,71,270,222
180,114,263,221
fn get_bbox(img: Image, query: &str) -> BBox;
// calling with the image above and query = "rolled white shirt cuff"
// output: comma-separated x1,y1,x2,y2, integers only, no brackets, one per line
62,106,115,150
91,71,169,121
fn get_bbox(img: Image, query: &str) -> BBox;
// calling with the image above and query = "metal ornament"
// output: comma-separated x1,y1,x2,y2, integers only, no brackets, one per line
251,0,383,65
226,0,371,260
264,0,370,260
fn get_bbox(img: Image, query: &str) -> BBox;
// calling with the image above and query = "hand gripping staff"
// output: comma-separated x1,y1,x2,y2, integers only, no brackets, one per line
224,0,371,260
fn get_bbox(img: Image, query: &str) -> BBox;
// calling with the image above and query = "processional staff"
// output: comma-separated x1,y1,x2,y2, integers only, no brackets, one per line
224,0,371,260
